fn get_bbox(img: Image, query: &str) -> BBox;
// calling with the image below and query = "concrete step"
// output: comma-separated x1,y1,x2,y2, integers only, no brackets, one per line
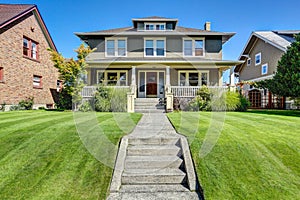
134,106,164,110
135,98,160,103
119,184,190,193
127,144,181,156
122,168,186,184
128,137,180,145
134,109,165,113
107,192,201,200
124,155,183,169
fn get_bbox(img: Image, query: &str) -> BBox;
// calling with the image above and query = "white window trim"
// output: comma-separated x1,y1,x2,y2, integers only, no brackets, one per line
144,37,166,57
178,70,209,86
261,63,268,75
96,70,128,86
144,23,166,31
255,52,261,66
105,37,127,57
247,58,251,66
183,37,205,57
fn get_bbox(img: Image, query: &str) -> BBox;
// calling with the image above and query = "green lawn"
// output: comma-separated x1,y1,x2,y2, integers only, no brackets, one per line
0,111,141,200
168,110,300,200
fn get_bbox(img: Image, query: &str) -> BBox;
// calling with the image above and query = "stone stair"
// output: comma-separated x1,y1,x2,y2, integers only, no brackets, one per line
134,98,165,113
118,136,191,194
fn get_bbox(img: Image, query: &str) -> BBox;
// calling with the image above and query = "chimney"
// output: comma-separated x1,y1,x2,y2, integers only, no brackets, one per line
204,22,211,31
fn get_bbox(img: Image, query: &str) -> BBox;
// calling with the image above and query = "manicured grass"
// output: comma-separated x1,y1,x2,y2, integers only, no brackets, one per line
168,110,300,200
0,111,141,200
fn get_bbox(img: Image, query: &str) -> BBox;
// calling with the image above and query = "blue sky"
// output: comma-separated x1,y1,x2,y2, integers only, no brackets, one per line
2,0,300,81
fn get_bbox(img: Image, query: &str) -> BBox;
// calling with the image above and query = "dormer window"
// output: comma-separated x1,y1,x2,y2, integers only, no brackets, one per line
144,23,165,31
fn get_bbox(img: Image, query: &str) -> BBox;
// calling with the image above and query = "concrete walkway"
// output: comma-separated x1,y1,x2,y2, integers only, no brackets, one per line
107,113,202,200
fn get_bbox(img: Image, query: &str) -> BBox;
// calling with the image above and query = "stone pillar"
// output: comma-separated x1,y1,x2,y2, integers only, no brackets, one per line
127,93,134,113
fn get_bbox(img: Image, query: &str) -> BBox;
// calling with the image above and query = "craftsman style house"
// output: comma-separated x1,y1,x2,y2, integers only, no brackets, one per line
0,4,59,110
234,30,300,109
76,16,241,112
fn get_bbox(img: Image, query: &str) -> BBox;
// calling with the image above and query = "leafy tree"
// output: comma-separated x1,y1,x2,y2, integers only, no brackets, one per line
48,44,94,110
256,33,300,98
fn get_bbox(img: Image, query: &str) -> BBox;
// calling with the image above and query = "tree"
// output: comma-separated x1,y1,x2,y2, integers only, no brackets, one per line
256,33,300,98
48,44,94,110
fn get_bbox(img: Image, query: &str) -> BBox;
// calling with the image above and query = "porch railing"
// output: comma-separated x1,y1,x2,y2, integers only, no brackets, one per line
81,86,130,98
171,86,228,97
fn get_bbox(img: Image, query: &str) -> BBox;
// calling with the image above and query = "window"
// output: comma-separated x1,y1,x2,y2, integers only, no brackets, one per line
178,71,209,86
144,38,165,57
97,70,127,86
183,38,205,56
262,63,268,75
0,67,3,82
105,38,127,57
145,23,165,31
255,52,261,66
23,37,38,60
33,75,42,88
247,58,251,66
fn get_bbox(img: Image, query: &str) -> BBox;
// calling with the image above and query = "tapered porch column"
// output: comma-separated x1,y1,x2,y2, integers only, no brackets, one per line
218,68,223,86
127,66,136,113
131,66,136,86
165,66,173,112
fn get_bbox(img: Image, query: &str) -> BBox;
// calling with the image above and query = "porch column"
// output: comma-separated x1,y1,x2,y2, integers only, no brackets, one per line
165,66,173,112
218,68,223,86
131,66,137,98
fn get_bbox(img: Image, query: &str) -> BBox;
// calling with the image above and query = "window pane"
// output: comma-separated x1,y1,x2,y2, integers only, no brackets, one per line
118,40,125,48
139,72,145,92
107,40,115,56
23,38,28,47
23,38,29,56
180,73,186,86
255,53,261,65
120,72,127,86
107,72,118,86
160,24,165,30
156,40,165,56
146,40,153,48
146,48,154,56
195,40,203,56
184,40,192,56
98,72,104,84
201,73,208,85
32,42,37,59
189,73,198,86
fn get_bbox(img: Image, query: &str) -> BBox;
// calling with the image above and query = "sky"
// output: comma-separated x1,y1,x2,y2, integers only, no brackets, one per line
2,0,300,82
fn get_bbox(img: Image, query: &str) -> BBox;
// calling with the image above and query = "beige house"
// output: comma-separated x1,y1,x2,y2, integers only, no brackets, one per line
76,16,241,112
234,31,300,109
0,4,59,110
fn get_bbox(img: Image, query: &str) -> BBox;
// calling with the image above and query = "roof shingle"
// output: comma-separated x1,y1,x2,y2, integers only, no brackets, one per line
0,4,35,27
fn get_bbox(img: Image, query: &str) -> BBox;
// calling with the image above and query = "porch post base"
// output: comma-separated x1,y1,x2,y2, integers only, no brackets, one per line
127,93,135,113
166,93,173,112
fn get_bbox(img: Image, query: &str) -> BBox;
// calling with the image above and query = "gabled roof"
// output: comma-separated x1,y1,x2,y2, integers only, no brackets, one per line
0,4,56,51
234,30,300,72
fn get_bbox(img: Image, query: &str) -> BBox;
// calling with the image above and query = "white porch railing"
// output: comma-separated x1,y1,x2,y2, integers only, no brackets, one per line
81,86,130,98
171,86,228,97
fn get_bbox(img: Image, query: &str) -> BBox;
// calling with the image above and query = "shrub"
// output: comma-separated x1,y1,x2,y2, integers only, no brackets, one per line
236,95,250,112
110,88,128,112
225,91,241,111
0,102,5,112
79,100,93,112
19,97,34,110
56,89,72,110
10,105,20,111
94,85,112,112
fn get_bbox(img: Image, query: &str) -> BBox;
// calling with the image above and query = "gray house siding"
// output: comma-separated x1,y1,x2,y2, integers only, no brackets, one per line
239,39,284,81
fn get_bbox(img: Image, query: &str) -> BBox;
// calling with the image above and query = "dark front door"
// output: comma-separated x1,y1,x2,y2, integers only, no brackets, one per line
146,72,157,96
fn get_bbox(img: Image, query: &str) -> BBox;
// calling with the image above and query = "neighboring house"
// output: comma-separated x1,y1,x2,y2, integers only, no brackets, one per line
234,30,300,109
0,4,59,110
76,16,241,112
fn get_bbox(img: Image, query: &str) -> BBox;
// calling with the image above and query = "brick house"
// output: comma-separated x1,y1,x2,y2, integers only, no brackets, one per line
0,4,59,110
76,16,242,112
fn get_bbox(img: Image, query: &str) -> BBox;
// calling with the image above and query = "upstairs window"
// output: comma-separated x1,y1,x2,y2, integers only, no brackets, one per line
262,63,268,75
23,37,38,60
105,38,127,57
33,75,42,88
255,52,261,66
183,38,205,57
247,58,251,66
144,38,165,57
145,23,165,31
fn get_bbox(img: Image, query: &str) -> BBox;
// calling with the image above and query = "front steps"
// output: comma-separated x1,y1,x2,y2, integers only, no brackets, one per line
134,98,165,113
107,113,202,200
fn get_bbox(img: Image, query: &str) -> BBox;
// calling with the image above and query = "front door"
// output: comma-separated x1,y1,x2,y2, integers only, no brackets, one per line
138,71,165,98
146,72,157,97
